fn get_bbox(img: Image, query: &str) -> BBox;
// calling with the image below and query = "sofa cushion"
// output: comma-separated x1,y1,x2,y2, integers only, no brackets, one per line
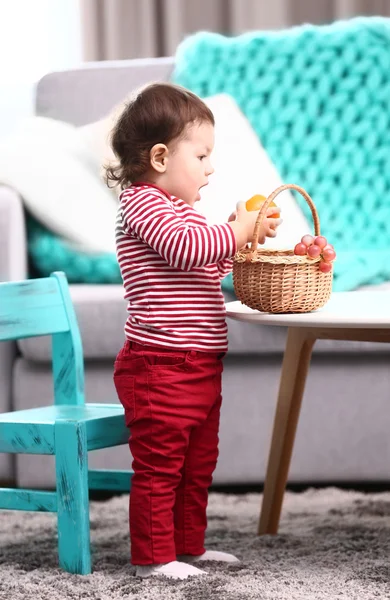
17,285,390,362
0,116,117,254
27,216,122,284
35,57,174,126
18,284,127,362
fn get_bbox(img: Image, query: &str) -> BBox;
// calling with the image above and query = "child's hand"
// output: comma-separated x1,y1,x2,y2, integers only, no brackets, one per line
228,202,282,249
228,211,237,222
257,205,282,244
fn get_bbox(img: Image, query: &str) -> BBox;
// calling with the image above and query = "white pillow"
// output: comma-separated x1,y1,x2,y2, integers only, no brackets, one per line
75,115,117,180
0,117,117,253
198,94,312,249
74,96,129,198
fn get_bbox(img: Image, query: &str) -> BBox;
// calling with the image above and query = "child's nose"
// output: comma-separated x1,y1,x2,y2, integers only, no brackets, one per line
207,163,214,176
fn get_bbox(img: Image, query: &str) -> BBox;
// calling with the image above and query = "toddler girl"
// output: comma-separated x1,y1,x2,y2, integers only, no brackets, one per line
106,83,281,579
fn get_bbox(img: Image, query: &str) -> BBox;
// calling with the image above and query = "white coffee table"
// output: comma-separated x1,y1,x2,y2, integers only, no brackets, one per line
226,291,390,535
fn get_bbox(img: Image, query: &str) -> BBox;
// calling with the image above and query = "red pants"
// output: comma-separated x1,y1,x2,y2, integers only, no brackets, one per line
113,340,224,565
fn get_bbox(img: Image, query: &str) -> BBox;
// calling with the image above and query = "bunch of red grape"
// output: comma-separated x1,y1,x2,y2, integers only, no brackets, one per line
293,235,336,273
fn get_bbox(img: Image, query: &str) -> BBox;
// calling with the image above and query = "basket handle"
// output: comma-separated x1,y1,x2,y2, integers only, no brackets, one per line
249,184,320,253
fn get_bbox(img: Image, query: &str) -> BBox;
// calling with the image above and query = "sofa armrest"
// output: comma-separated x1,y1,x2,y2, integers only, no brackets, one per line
0,185,27,282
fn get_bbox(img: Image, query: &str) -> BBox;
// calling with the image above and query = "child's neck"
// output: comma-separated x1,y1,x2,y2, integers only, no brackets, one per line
137,171,172,195
133,179,172,201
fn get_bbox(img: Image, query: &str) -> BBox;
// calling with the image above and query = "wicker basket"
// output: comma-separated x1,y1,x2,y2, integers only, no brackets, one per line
233,184,333,313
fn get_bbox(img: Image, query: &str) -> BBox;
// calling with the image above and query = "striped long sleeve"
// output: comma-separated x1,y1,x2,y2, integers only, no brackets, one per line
121,186,236,271
115,183,237,351
216,258,234,280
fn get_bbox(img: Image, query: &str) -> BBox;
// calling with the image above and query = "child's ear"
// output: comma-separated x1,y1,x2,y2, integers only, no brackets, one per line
150,143,169,173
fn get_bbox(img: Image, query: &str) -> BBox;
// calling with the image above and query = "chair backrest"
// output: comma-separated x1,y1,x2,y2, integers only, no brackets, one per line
0,271,84,405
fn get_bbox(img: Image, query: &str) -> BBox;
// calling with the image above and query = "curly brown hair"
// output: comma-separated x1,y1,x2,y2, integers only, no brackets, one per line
105,83,215,191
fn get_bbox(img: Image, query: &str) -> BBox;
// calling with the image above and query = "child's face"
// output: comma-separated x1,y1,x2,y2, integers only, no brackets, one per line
165,121,215,206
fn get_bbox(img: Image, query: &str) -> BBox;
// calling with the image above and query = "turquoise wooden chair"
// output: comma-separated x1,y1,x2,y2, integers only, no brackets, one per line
0,272,132,575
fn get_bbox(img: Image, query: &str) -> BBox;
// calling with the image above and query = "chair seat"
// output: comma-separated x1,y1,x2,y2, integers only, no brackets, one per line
0,403,124,424
0,403,129,454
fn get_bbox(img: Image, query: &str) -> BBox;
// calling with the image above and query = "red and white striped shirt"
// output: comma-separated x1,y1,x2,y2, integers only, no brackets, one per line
116,183,236,351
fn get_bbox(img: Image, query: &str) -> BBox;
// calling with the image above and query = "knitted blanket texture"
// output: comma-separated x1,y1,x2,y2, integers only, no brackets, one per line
173,17,390,291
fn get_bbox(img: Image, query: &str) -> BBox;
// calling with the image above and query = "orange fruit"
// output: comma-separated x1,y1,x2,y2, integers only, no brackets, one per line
245,194,279,217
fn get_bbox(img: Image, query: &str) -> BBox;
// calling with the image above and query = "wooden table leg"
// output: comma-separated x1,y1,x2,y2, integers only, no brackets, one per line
258,325,390,536
258,326,315,535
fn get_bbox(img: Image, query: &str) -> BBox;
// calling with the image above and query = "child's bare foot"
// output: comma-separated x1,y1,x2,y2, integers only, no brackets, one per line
136,560,208,579
178,550,240,563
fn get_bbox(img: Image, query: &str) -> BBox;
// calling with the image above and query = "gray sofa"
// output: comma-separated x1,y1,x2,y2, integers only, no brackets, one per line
1,57,390,490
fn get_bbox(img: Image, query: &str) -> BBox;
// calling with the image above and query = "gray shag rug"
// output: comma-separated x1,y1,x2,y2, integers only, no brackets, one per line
1,487,390,599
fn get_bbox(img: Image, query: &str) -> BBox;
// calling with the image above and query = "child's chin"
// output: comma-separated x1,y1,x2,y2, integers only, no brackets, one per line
186,197,199,206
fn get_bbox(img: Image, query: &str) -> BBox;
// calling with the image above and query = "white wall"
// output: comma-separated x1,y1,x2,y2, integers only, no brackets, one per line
0,0,82,139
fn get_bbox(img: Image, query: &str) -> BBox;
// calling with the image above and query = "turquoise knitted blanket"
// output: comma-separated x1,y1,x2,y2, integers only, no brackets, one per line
173,17,390,292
